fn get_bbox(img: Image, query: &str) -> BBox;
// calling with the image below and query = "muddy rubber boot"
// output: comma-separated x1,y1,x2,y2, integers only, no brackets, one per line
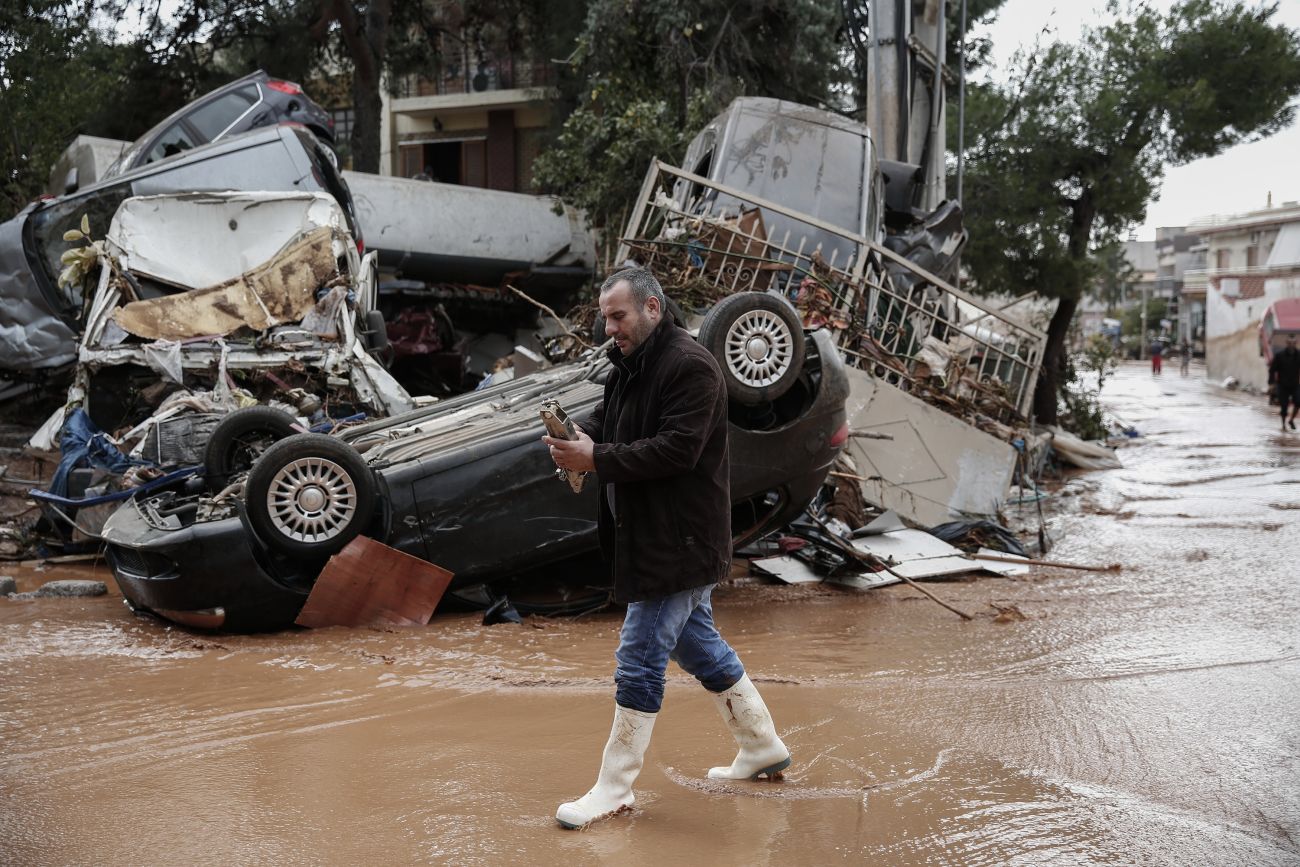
556,704,657,829
707,674,791,781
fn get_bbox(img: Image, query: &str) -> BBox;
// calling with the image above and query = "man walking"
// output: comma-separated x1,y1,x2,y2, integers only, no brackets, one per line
1269,335,1300,432
543,267,790,830
1150,338,1163,375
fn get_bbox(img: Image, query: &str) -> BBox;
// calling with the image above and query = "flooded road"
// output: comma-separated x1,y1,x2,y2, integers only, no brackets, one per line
2,361,1298,865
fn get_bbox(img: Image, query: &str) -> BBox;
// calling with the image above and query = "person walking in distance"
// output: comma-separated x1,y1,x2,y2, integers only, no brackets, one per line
1180,341,1192,377
543,267,790,829
1269,335,1300,432
1150,338,1163,375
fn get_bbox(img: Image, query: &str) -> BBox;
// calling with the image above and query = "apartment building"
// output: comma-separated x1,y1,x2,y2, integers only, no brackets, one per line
378,13,558,192
1189,201,1300,388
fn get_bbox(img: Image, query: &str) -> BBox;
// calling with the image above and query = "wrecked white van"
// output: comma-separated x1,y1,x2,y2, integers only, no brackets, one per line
30,191,413,471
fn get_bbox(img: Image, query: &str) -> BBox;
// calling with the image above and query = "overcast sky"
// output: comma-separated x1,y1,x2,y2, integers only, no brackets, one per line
974,0,1300,240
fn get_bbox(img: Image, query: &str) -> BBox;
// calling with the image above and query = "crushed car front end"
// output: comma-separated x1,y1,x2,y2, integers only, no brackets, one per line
103,496,310,633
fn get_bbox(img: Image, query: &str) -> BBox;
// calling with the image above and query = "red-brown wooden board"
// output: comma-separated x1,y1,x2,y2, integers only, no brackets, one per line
295,536,454,628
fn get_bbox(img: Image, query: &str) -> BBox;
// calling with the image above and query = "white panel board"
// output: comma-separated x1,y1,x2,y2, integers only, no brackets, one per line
844,368,1016,527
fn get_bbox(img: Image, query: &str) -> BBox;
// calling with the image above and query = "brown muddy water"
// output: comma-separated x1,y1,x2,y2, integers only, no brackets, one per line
2,362,1298,865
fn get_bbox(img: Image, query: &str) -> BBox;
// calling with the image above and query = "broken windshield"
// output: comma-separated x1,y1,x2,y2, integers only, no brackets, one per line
28,181,133,318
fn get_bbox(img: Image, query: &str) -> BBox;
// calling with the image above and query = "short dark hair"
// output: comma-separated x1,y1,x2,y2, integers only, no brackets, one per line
600,267,665,310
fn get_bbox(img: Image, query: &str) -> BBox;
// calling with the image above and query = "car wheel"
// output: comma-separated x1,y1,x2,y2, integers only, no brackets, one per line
244,434,376,558
204,406,301,489
697,292,805,405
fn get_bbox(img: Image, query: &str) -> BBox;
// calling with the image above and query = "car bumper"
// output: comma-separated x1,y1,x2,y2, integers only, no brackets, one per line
101,502,307,632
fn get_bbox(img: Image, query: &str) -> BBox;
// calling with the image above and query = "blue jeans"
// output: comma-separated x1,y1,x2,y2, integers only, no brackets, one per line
614,584,746,714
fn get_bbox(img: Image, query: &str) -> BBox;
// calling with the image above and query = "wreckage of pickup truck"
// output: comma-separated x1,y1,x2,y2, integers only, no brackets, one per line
28,192,414,546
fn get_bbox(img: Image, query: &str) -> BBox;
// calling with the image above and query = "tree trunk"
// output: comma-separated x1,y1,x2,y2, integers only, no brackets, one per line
1033,189,1096,424
350,62,383,173
314,0,391,174
350,1,390,173
1032,292,1080,425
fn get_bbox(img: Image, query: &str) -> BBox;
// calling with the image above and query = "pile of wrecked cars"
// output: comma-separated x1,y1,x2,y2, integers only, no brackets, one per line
9,91,1051,634
24,185,848,632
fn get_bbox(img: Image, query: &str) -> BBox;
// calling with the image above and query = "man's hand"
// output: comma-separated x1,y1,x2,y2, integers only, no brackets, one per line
543,429,596,473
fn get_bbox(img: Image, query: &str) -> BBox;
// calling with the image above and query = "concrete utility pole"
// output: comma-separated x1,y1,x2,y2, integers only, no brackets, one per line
867,0,910,164
956,0,966,205
1139,284,1149,360
866,0,950,212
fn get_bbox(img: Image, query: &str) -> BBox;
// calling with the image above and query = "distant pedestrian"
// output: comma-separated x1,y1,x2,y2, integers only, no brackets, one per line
1268,335,1300,432
544,268,790,830
1150,340,1163,375
1179,342,1191,376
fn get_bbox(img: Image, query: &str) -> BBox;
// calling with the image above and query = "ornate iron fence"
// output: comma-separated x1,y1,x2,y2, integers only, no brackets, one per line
616,161,1046,424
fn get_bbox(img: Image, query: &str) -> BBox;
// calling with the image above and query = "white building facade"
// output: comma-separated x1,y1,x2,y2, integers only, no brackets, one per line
1190,202,1300,389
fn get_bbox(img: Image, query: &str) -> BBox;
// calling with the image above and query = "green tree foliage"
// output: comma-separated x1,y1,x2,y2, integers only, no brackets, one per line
1121,295,1167,340
0,2,146,214
1093,240,1136,315
961,0,1300,424
533,0,847,238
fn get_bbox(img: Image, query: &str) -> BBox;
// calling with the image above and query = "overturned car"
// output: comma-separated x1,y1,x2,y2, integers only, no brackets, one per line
99,292,849,632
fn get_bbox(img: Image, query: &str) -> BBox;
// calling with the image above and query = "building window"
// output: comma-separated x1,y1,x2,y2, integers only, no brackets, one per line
330,108,354,166
1215,248,1230,270
1246,245,1259,267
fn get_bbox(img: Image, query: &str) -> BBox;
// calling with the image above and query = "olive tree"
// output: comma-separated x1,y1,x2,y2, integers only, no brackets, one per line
961,0,1300,424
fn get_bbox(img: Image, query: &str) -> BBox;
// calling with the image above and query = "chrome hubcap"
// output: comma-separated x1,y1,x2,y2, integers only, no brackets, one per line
265,456,356,543
724,309,794,388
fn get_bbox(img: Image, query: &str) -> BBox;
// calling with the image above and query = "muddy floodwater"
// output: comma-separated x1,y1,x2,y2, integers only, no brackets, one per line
2,362,1298,865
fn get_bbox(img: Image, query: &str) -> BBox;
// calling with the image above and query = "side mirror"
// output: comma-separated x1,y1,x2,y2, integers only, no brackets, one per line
63,167,79,195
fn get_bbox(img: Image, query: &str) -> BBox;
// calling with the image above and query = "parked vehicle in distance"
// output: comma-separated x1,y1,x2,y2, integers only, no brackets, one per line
100,297,850,632
0,125,359,375
99,70,336,182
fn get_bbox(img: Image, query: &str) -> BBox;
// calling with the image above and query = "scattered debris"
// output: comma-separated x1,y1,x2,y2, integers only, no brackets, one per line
0,575,15,595
849,510,983,580
8,579,107,599
970,552,1120,573
972,549,1031,576
990,603,1028,623
1044,426,1123,470
483,597,524,625
22,192,414,549
928,519,1028,557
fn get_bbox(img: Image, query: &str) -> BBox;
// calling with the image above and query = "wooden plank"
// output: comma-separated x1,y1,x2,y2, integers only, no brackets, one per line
295,536,454,629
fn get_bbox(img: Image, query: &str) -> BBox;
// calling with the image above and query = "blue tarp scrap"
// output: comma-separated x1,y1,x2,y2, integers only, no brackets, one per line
47,409,150,498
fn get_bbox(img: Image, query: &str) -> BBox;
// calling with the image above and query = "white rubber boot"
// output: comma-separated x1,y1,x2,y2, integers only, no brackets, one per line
708,674,791,781
556,704,657,829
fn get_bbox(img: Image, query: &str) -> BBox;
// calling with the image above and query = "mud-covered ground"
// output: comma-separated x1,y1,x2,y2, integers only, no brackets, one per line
2,362,1297,865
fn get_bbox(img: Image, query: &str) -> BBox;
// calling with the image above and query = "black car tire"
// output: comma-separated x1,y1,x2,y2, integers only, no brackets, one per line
592,296,689,345
244,434,376,558
697,292,805,405
204,406,301,489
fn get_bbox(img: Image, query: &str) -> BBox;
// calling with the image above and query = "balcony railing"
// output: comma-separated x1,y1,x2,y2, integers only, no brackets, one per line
396,52,553,100
617,161,1047,425
1185,262,1300,279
